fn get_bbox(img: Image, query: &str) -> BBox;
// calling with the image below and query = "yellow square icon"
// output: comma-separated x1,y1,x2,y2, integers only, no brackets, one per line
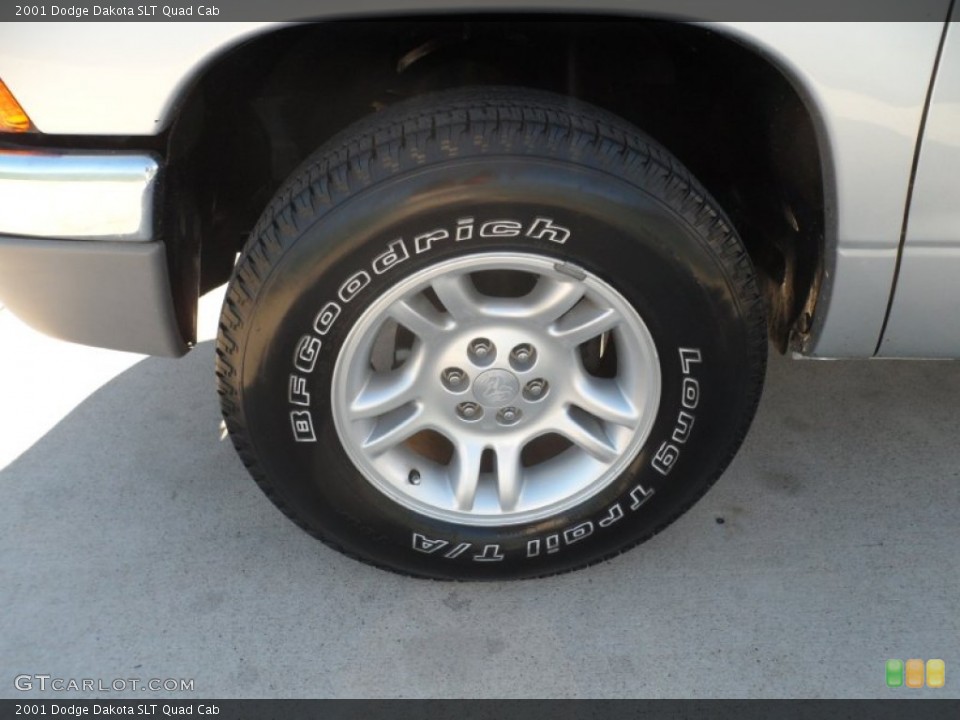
905,659,925,688
926,659,945,688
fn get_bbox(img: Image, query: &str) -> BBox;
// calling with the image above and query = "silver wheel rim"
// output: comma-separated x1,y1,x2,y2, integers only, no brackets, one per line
331,252,661,527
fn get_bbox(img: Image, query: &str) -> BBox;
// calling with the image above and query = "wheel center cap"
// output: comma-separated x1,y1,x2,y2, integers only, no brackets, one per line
473,369,520,407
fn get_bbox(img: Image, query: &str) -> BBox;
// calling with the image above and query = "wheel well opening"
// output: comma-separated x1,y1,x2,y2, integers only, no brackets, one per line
166,17,825,351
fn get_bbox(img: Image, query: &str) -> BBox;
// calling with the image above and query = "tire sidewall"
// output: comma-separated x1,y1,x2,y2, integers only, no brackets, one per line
239,157,758,579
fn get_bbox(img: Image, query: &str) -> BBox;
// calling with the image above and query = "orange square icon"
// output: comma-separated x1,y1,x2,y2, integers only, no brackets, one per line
926,659,945,688
905,659,925,688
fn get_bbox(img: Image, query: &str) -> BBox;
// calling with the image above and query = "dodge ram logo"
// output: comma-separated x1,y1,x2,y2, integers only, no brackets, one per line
473,370,520,407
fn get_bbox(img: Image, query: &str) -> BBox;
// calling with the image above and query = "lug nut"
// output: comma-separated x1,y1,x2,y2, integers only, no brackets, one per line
468,338,496,366
441,367,468,391
497,407,522,425
457,402,483,421
523,379,549,401
510,343,537,370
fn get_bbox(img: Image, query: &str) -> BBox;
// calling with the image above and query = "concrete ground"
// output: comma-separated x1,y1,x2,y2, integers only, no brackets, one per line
1,289,957,699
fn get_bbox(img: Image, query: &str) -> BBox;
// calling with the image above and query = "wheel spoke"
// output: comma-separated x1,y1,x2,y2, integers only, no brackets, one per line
349,365,421,420
361,403,426,456
570,369,640,428
494,442,524,512
549,302,619,347
450,438,485,511
556,408,619,463
432,274,480,322
522,275,586,325
454,275,586,323
388,295,452,340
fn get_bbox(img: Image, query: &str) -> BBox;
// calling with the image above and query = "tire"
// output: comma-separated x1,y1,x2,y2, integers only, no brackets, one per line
215,87,766,580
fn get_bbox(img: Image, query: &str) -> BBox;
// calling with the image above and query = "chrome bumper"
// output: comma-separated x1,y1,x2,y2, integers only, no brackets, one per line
0,150,158,240
0,147,187,356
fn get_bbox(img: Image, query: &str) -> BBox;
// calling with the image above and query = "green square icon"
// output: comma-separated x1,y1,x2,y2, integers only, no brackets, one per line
886,659,904,687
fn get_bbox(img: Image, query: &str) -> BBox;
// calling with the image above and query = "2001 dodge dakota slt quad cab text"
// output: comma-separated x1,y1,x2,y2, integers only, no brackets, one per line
1,11,958,579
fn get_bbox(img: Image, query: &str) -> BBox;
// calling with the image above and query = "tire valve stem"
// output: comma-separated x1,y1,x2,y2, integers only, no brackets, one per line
408,469,422,485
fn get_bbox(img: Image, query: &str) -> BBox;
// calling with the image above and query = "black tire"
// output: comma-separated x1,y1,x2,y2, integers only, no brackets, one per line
215,87,766,580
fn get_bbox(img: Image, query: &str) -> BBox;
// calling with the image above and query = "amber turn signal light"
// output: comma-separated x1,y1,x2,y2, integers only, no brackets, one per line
0,78,34,132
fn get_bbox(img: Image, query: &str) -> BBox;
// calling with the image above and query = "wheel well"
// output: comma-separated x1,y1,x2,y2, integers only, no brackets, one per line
165,17,825,351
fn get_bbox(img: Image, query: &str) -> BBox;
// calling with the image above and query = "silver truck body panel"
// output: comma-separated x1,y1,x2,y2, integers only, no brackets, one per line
878,11,960,357
0,15,955,357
